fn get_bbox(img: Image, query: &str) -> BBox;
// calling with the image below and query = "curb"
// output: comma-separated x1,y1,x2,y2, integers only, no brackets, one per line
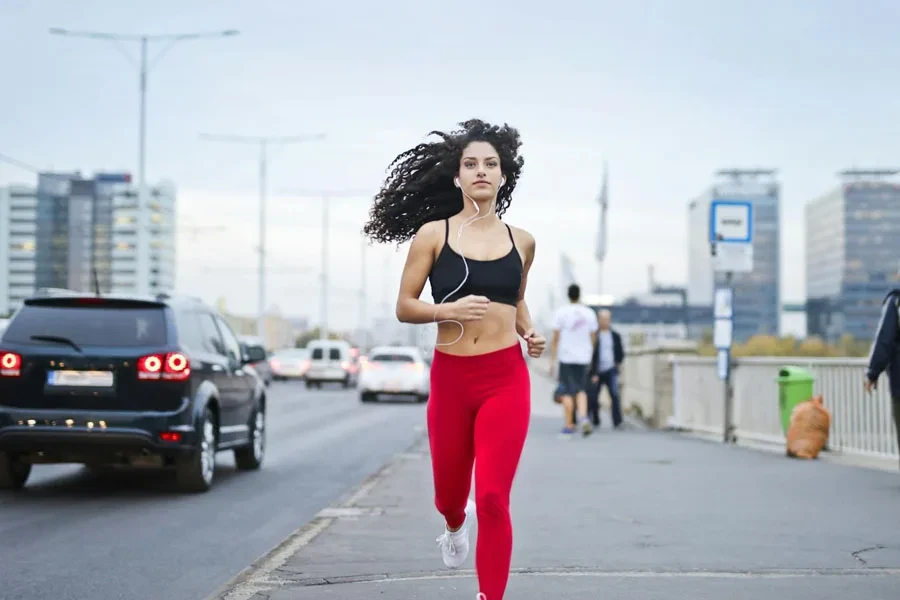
203,427,429,600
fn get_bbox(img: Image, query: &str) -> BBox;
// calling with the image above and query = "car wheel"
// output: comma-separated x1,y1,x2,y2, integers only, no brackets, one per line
360,392,374,403
417,394,429,403
0,452,31,491
175,407,217,493
235,405,265,470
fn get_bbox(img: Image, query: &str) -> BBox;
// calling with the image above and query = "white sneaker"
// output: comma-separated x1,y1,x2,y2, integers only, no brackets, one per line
435,498,476,569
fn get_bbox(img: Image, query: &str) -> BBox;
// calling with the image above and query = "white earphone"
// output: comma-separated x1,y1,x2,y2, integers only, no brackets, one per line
433,176,504,347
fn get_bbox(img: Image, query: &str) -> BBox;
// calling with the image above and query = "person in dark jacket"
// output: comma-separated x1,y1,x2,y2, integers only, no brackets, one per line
587,309,625,428
864,288,900,468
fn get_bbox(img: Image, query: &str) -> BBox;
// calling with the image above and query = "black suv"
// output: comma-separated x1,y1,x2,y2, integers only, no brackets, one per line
0,292,266,493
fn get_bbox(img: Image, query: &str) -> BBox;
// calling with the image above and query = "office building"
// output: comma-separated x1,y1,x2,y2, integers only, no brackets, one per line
33,172,176,296
109,177,177,295
587,293,714,348
687,170,781,343
806,170,900,342
0,184,38,316
2,172,176,315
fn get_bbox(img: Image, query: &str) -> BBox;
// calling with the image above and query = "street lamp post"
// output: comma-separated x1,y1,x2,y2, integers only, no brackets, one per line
199,135,326,338
49,27,240,296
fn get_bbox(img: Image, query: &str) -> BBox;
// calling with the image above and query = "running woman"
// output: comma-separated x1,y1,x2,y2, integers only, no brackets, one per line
363,119,545,600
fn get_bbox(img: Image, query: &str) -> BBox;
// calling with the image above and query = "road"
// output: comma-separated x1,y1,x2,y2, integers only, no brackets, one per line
0,381,426,600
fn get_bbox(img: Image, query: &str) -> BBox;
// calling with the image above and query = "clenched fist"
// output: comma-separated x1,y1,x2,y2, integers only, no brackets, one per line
448,295,490,322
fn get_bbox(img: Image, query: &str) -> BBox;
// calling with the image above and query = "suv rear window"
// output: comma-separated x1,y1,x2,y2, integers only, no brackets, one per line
2,305,168,347
371,353,414,363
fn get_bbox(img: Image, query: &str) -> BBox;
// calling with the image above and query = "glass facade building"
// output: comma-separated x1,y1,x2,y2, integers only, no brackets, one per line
34,174,112,293
806,180,900,342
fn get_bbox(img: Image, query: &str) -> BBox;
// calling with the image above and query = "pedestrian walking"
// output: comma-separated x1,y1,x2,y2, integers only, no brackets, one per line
549,283,598,437
363,118,545,600
864,286,900,470
587,309,625,428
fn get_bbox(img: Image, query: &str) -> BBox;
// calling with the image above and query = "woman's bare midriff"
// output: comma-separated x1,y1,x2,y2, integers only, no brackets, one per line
435,302,519,356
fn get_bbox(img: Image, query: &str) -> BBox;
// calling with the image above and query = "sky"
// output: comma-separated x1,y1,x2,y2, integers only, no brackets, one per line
1,0,898,331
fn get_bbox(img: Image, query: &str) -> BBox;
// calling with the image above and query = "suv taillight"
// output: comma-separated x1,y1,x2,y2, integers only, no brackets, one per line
0,351,22,377
137,352,191,381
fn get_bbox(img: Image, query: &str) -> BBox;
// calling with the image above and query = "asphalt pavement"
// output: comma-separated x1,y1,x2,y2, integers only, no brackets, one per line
0,381,426,600
211,368,900,600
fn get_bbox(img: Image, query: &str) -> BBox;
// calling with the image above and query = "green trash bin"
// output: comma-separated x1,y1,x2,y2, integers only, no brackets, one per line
776,366,815,434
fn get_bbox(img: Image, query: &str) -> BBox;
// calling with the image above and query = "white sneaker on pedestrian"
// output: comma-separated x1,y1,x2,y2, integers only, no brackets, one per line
435,498,476,569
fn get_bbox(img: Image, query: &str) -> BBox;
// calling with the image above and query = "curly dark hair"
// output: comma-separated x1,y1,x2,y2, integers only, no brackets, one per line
362,118,524,245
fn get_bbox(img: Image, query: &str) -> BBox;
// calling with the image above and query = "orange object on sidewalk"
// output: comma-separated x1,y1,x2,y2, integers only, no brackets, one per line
786,394,831,459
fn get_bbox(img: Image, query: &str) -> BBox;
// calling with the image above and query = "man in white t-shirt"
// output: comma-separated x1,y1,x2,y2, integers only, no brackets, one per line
550,283,598,437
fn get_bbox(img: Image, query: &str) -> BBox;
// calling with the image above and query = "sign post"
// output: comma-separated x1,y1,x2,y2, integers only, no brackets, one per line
709,199,753,444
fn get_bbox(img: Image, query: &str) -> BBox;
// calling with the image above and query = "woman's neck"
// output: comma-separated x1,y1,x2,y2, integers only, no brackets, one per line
457,199,498,223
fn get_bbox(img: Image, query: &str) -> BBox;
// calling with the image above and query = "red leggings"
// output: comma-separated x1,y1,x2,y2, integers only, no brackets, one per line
427,343,531,600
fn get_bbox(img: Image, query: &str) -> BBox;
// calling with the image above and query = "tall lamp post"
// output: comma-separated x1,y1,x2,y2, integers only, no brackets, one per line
49,27,240,296
279,189,373,341
199,134,326,337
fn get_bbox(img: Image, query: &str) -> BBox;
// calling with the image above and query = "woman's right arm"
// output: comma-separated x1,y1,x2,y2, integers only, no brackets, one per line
396,222,450,324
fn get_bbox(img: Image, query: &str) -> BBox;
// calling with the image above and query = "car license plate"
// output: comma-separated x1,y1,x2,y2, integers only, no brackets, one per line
47,370,114,387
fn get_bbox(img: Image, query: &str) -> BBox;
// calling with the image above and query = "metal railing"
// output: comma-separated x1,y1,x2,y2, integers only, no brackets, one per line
670,355,899,461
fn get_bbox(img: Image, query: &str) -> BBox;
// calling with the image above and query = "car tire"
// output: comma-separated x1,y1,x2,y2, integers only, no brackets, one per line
175,407,217,493
0,452,31,491
360,392,375,403
234,405,265,471
417,394,429,403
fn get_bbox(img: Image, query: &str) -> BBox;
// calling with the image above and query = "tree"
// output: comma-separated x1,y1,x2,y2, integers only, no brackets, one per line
699,333,870,358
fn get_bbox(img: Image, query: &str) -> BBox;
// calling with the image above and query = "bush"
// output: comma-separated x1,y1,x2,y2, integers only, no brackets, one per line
697,333,870,358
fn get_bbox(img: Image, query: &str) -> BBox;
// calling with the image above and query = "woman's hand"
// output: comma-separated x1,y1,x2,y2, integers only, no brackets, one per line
447,295,490,322
522,328,546,358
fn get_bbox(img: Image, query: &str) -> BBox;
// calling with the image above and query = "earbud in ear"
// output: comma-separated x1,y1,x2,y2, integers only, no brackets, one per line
454,178,461,188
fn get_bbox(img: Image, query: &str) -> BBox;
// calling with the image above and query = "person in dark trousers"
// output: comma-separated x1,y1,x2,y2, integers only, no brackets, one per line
864,287,900,469
587,309,625,429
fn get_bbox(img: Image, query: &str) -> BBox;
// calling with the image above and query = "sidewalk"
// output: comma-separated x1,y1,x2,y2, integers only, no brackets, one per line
214,368,900,600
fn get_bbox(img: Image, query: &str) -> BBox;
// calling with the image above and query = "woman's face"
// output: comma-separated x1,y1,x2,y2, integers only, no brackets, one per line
457,141,503,202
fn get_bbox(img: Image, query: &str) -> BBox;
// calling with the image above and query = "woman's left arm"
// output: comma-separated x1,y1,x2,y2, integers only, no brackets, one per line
515,229,537,338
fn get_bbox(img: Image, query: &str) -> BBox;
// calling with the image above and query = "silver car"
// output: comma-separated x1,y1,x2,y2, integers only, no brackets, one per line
269,348,310,381
358,346,430,403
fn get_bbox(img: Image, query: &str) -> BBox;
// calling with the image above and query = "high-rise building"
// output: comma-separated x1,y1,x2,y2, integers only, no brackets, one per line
2,172,176,315
0,184,38,316
687,170,781,343
806,170,900,342
109,177,177,295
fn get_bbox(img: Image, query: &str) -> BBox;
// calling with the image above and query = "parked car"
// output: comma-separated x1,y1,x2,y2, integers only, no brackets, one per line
268,347,310,381
305,339,356,388
0,291,266,492
358,345,430,403
239,336,272,386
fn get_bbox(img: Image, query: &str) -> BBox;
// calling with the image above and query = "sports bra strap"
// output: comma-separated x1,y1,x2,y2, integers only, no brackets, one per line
505,223,515,244
445,218,450,242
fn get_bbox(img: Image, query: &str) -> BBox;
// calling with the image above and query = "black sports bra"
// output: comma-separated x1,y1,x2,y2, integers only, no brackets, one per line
429,219,524,307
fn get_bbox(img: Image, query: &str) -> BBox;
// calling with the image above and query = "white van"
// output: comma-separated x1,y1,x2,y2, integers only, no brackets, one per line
305,339,355,388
